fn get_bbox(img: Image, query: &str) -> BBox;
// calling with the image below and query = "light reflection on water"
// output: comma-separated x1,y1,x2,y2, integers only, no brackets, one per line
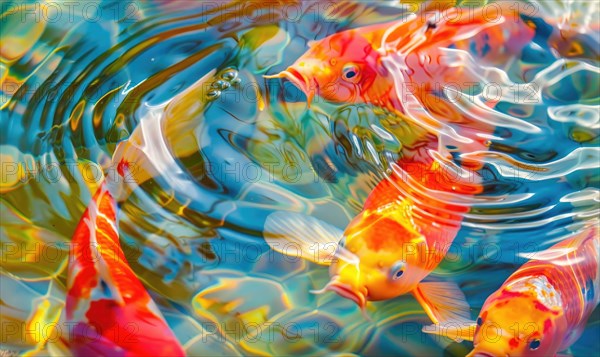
1,1,598,356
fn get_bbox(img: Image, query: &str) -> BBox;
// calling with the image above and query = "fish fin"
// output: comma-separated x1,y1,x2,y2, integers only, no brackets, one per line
422,320,477,343
412,281,471,327
264,212,344,266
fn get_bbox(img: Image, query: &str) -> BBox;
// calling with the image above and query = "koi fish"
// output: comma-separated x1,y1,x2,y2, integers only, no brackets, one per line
57,68,235,356
57,69,226,355
61,183,185,356
265,3,595,110
424,226,599,357
264,154,482,325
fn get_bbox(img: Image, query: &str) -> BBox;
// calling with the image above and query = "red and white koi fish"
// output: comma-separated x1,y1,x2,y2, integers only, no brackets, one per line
61,183,185,356
424,226,599,357
58,68,226,355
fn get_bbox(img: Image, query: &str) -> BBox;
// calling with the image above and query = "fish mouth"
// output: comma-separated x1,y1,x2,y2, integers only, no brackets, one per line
285,67,306,88
264,67,316,107
326,280,367,309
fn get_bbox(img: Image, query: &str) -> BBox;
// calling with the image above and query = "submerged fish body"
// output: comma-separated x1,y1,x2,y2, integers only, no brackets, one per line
425,227,600,356
265,155,481,325
266,4,543,110
58,68,243,356
62,184,185,356
328,157,483,325
266,3,595,112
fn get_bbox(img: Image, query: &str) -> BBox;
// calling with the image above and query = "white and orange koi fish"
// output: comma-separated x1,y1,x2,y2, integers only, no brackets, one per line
424,226,599,357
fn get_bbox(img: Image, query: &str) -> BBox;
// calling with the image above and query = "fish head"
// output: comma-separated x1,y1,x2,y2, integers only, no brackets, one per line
326,210,430,307
469,279,567,357
265,30,394,106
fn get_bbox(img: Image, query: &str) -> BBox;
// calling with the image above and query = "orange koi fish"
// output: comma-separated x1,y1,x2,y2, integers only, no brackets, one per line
265,3,593,110
61,183,185,356
425,226,599,356
265,4,525,108
265,154,482,325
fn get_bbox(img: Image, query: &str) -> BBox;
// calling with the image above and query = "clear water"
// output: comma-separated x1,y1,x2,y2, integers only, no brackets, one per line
1,0,599,356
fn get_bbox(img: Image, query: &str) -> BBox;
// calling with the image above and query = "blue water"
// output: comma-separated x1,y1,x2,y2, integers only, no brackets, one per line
1,1,598,356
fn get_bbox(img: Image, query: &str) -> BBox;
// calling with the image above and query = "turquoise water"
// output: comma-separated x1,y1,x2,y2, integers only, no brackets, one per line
1,1,599,356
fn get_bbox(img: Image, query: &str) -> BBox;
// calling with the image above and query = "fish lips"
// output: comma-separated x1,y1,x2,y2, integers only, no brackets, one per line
264,67,316,107
326,279,368,309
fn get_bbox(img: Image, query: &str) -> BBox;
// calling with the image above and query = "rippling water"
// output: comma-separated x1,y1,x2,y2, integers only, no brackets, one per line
1,0,599,356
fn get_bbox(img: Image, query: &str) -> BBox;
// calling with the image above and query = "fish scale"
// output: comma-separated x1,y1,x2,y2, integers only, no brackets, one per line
423,227,599,356
507,228,600,349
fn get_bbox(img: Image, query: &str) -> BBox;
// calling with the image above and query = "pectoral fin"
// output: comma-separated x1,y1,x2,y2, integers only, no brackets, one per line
264,212,344,266
412,281,472,332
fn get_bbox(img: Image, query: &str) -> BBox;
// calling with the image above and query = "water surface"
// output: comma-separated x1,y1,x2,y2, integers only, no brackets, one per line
1,1,599,356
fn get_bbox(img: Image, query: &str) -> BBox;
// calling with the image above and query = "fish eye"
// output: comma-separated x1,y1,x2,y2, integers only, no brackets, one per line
476,317,483,326
390,261,406,280
342,64,360,82
529,339,541,350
